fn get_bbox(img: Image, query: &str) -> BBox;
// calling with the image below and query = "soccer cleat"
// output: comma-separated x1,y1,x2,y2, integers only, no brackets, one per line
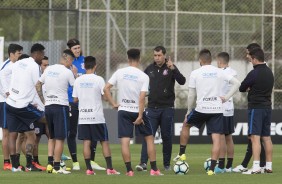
3,163,12,170
25,164,42,172
52,168,71,174
207,170,215,176
72,162,80,171
61,153,71,161
11,166,23,172
173,154,186,162
135,163,147,171
126,171,134,176
150,169,164,176
33,162,46,171
91,161,106,171
264,168,273,173
106,168,120,175
86,169,95,175
214,166,225,174
225,167,233,173
233,165,248,173
164,165,171,171
46,164,53,173
242,168,261,174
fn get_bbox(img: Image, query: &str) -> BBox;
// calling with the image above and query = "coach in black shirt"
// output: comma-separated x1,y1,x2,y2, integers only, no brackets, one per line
239,48,274,174
136,46,186,171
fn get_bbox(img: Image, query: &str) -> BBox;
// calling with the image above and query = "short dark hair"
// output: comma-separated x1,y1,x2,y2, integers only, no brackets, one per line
63,49,75,58
84,56,96,70
31,43,45,53
8,44,23,56
217,52,229,64
246,43,261,51
154,46,166,55
127,49,140,61
249,48,264,62
18,54,29,60
199,49,212,63
43,56,48,60
67,38,80,49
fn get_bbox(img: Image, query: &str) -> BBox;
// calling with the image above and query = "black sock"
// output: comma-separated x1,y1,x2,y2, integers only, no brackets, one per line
209,160,217,171
105,156,113,170
10,155,19,168
241,139,252,168
260,142,266,167
91,141,97,161
179,145,186,155
48,156,54,166
125,162,132,172
226,158,233,169
218,158,225,169
16,154,21,165
150,161,157,171
54,162,60,171
4,159,10,164
33,156,39,164
26,154,33,168
85,159,92,171
71,153,78,162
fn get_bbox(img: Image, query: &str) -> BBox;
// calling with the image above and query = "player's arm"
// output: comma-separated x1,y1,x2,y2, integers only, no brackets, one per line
104,83,119,109
239,71,256,92
35,81,45,104
73,97,79,103
133,91,146,125
221,77,240,102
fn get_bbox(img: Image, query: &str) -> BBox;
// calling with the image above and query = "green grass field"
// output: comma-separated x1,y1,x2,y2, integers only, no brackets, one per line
0,143,281,184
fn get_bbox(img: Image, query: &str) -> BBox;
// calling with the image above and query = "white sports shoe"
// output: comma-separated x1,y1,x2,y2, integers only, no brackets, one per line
52,168,71,174
233,165,248,173
91,161,106,171
72,162,80,171
225,167,233,173
242,167,261,174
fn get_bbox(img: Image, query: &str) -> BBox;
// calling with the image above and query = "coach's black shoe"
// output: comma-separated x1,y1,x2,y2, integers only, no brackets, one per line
135,163,147,171
25,164,42,172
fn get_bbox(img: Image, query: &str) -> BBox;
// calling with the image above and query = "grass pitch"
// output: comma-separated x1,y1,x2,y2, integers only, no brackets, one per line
0,143,281,184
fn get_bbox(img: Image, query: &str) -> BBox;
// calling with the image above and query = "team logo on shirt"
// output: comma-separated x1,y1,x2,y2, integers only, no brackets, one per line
163,69,168,76
30,123,34,129
122,99,136,103
80,108,93,112
203,97,218,101
202,72,217,78
123,74,138,81
34,128,40,134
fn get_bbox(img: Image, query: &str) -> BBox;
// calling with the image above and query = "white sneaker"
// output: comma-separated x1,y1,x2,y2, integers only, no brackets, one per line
261,167,265,174
225,167,233,173
72,162,80,171
91,161,106,171
242,167,261,175
233,165,248,173
53,168,71,174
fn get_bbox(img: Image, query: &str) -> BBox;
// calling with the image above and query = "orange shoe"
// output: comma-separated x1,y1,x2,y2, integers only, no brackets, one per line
33,162,46,171
3,163,12,170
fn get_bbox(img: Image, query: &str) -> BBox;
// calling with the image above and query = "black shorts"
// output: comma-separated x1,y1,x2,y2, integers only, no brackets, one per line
186,110,224,135
34,121,46,136
248,109,271,136
118,110,153,138
6,103,44,133
223,116,235,135
78,124,109,141
0,102,7,129
45,104,70,140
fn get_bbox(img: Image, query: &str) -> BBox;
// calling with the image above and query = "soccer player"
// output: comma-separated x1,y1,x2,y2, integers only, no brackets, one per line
233,43,266,172
36,49,75,174
0,44,23,171
173,49,240,176
104,48,163,176
6,43,45,172
136,46,186,171
214,52,237,173
72,56,120,175
239,48,274,174
66,38,104,171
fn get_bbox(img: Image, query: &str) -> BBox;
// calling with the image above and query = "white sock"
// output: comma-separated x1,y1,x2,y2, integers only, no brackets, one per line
266,162,272,170
253,161,260,171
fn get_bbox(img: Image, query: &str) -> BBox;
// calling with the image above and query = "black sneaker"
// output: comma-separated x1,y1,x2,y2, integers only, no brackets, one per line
25,164,42,172
164,165,171,171
135,163,147,171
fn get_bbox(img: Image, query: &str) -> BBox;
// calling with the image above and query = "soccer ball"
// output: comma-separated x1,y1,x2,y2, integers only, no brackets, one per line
204,158,218,171
173,161,189,175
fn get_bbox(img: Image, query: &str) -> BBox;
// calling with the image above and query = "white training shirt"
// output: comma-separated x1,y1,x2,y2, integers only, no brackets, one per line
39,64,75,106
221,67,237,116
108,66,149,113
6,57,41,108
72,74,106,124
0,59,12,102
189,65,233,114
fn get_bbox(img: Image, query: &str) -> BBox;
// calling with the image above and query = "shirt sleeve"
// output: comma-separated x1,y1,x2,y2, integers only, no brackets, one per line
0,65,12,93
32,64,40,85
99,77,106,95
188,71,196,88
108,70,118,85
239,70,257,92
72,80,78,98
38,69,46,83
68,70,75,87
141,75,149,92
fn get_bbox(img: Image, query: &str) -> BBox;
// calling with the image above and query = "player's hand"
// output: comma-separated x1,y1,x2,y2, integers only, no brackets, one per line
112,103,120,110
133,116,144,125
220,96,227,103
166,56,175,70
71,65,78,77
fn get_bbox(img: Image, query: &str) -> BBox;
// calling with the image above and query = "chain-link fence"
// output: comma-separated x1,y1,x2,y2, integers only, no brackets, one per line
1,0,282,108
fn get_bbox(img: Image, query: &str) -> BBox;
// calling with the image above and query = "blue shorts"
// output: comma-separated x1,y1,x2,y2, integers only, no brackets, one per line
186,110,224,135
34,121,46,136
6,103,44,133
248,109,271,136
0,102,7,129
78,124,109,141
45,105,69,140
118,110,153,138
223,116,235,135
